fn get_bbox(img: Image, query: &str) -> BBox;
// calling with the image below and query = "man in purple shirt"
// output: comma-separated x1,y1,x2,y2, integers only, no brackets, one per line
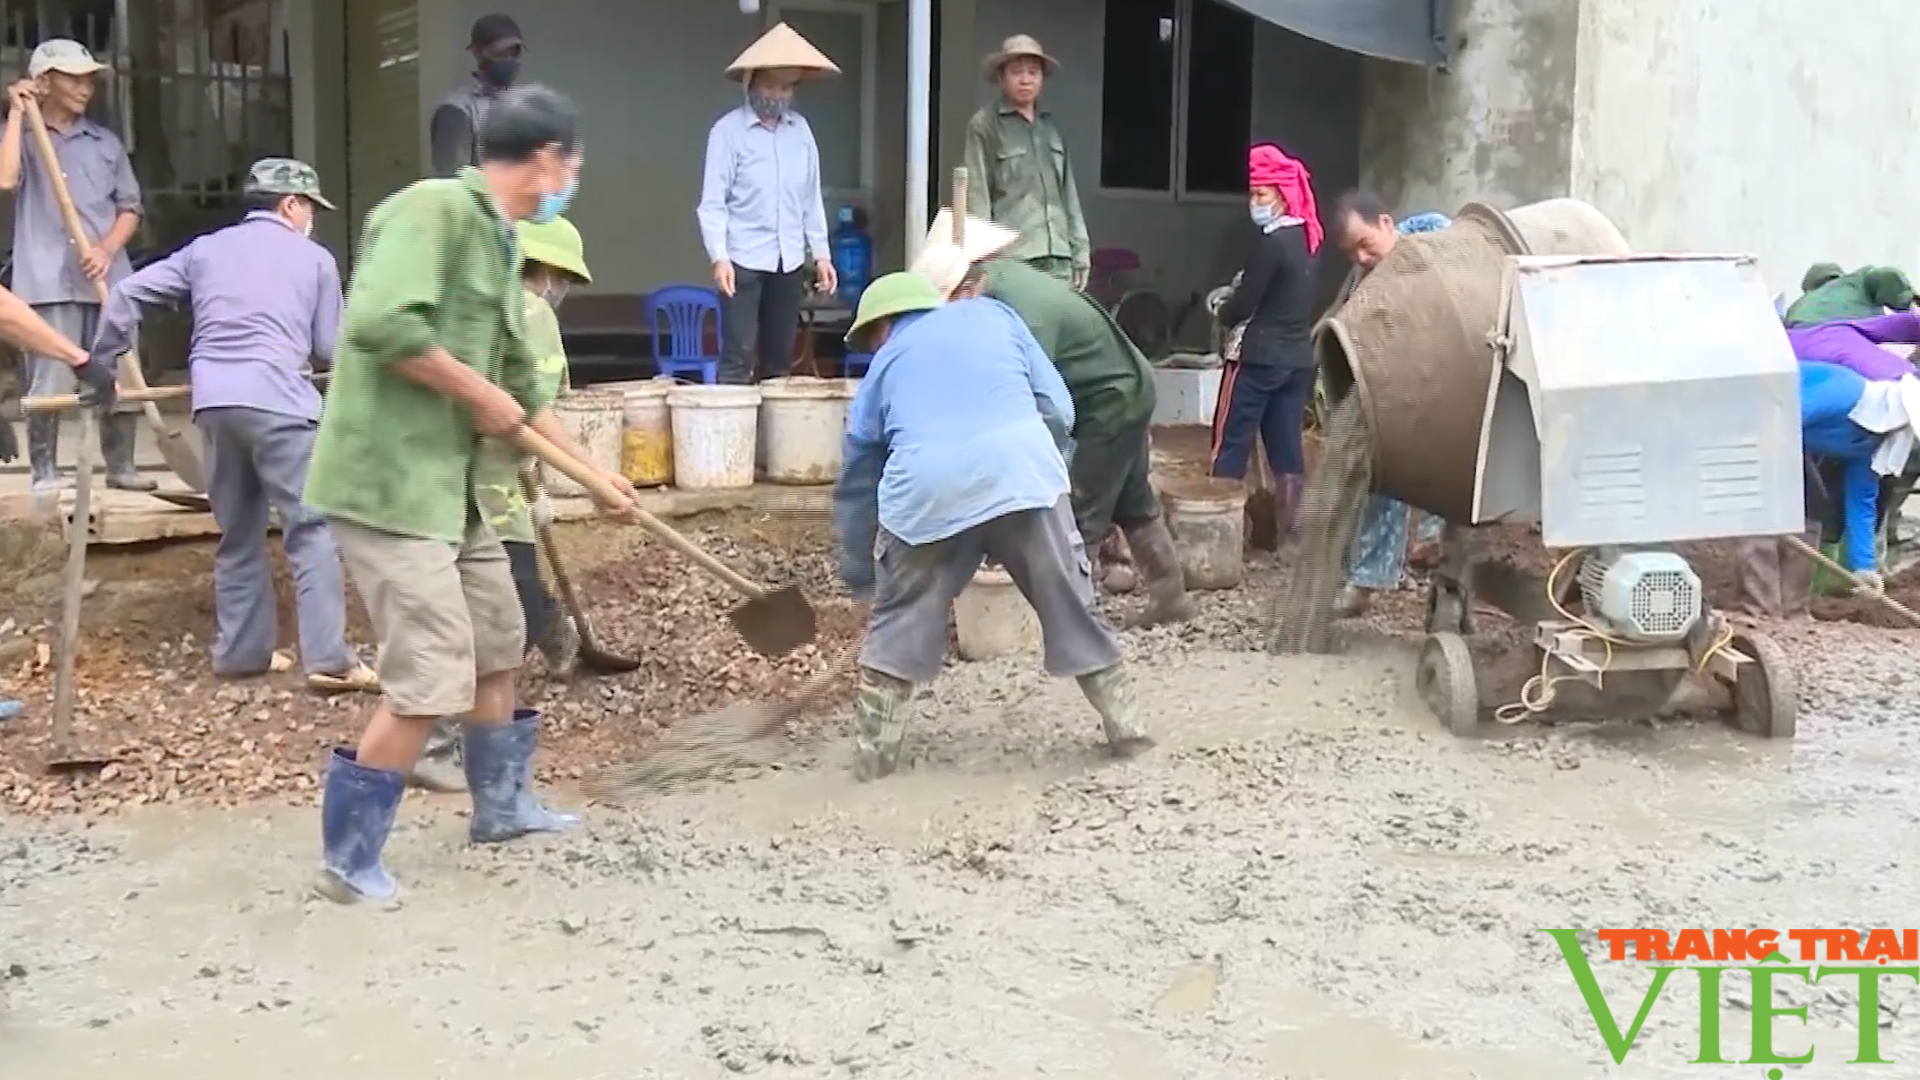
0,39,148,494
1787,311,1920,382
92,159,374,694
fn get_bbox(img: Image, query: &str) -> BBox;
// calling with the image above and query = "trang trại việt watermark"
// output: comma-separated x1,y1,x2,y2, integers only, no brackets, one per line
1544,928,1918,1073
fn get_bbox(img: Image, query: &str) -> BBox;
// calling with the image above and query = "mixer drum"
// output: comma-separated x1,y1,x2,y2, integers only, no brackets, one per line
1312,198,1631,522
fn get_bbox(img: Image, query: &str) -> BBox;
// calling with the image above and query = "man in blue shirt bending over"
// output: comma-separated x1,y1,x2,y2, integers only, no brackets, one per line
1799,360,1918,592
831,271,1151,781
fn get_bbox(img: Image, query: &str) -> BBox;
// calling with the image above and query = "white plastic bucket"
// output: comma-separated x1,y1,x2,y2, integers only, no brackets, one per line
547,389,624,498
758,376,856,485
953,567,1042,660
667,383,762,490
606,378,675,487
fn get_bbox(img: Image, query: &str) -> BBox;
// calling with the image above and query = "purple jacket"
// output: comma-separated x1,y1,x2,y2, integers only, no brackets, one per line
1786,312,1920,382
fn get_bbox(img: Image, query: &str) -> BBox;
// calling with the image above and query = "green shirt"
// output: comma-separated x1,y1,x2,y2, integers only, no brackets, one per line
983,259,1155,437
474,288,570,544
305,169,557,543
962,103,1090,271
1784,266,1916,328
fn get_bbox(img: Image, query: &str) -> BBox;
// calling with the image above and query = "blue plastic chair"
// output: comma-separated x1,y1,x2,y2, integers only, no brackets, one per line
646,284,722,384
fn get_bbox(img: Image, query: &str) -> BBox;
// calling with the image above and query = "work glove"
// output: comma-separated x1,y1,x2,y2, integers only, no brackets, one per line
529,492,555,528
1853,569,1886,595
72,358,118,412
0,416,15,463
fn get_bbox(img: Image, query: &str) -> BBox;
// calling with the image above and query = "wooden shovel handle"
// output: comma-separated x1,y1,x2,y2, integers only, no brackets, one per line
508,423,768,598
950,167,966,244
1783,534,1920,626
23,386,190,412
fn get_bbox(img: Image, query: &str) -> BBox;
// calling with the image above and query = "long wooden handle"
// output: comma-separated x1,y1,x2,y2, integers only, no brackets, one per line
23,386,190,412
520,469,589,617
22,97,108,308
509,423,767,598
950,167,967,244
1783,534,1920,626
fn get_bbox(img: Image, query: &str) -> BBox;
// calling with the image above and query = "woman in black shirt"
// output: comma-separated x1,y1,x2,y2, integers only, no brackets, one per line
1208,143,1321,538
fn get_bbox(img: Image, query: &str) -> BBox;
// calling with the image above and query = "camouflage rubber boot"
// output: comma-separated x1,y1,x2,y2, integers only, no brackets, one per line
1122,520,1197,628
1077,664,1155,757
851,668,914,782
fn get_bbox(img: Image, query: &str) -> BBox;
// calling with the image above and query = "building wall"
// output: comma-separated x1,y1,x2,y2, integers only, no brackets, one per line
1356,0,1579,217
413,0,1360,305
1570,0,1920,295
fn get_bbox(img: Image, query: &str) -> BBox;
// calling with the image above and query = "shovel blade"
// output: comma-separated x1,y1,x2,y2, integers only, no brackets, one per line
729,586,817,657
157,429,208,493
151,491,212,513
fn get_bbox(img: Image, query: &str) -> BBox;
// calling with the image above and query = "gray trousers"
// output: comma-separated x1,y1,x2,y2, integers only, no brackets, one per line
22,302,138,413
197,406,354,677
860,495,1122,683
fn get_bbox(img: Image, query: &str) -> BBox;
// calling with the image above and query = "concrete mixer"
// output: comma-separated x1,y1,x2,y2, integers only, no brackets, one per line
1285,199,1803,740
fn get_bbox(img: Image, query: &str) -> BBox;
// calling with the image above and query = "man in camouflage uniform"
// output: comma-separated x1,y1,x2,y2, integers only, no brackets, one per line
429,14,525,177
962,35,1090,289
92,158,375,693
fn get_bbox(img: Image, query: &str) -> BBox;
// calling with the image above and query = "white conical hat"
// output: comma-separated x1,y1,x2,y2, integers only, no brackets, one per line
725,22,841,81
910,209,1021,297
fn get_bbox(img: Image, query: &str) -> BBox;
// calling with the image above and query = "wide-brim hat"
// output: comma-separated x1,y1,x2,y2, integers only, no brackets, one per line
846,272,946,345
516,217,592,284
982,34,1057,82
910,210,1021,297
726,23,841,82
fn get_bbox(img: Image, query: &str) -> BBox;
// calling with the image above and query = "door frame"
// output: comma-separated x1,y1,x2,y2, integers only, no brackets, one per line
767,0,879,200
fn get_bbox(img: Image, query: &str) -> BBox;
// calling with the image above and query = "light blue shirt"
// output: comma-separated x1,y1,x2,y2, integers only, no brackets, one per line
696,105,829,274
834,298,1074,593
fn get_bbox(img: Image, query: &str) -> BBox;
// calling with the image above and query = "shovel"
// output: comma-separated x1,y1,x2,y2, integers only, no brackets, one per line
511,424,818,657
22,97,207,493
518,469,642,675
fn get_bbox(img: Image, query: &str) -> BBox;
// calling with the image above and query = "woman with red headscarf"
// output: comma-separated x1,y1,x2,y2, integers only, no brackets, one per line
1206,142,1321,539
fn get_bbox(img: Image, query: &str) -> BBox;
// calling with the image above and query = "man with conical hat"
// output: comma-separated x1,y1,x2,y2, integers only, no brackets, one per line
832,261,1153,783
914,210,1196,629
962,35,1090,289
698,23,840,385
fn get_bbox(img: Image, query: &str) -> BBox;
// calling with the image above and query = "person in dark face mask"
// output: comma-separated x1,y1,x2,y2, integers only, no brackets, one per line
428,14,526,177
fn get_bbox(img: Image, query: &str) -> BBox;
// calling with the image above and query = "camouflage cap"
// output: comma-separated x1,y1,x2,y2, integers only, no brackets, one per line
243,158,335,210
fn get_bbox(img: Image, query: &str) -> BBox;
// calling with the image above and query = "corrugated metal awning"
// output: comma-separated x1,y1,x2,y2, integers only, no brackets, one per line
1216,0,1448,65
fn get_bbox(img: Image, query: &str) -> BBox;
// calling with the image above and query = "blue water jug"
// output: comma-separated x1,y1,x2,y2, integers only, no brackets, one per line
831,205,872,307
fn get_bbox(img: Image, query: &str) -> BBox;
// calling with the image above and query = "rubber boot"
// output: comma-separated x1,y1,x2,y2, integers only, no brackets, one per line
851,668,914,781
25,414,59,495
312,748,405,906
1122,520,1197,628
538,612,580,677
409,717,468,793
1276,474,1304,543
1077,664,1155,757
463,708,580,844
100,412,156,492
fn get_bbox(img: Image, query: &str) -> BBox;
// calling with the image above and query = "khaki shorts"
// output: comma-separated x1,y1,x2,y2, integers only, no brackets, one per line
330,515,526,717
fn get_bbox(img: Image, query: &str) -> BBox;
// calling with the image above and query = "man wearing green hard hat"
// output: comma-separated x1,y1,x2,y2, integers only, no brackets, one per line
412,214,594,792
833,268,1152,782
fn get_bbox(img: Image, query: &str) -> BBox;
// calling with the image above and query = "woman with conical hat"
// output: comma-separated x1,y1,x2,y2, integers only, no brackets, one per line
696,22,841,385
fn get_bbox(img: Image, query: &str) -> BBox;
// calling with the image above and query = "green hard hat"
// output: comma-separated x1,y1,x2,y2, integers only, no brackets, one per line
846,271,944,345
516,216,592,284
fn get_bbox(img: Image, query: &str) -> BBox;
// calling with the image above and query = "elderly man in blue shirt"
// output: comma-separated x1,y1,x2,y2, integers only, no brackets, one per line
697,24,840,385
832,265,1151,782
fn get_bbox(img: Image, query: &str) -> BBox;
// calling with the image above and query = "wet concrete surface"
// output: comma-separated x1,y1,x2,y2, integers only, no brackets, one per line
4,619,1919,1078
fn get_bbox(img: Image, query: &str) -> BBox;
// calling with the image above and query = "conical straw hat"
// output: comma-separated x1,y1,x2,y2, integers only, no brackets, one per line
910,210,1021,297
726,22,841,81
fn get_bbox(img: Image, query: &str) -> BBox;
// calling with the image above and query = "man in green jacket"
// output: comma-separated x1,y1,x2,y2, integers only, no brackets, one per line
962,35,1090,288
915,210,1195,628
304,85,638,907
1785,264,1916,328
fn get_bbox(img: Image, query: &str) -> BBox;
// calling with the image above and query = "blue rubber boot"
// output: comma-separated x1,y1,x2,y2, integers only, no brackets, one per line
313,748,405,906
463,708,581,844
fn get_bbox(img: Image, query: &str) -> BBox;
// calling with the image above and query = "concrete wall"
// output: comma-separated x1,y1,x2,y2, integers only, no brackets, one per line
405,0,1360,305
1356,0,1579,217
1570,0,1920,295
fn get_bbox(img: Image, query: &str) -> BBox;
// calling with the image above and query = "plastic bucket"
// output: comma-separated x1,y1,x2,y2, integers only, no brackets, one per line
607,378,675,487
667,383,762,490
954,567,1042,660
758,377,856,485
547,389,625,498
1161,477,1248,590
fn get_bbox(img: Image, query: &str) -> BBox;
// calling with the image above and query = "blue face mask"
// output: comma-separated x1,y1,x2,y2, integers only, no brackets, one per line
530,174,577,225
1249,203,1276,229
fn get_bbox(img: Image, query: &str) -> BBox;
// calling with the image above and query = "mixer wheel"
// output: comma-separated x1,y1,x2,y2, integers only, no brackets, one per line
1426,582,1470,635
1729,632,1796,740
1417,632,1479,737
